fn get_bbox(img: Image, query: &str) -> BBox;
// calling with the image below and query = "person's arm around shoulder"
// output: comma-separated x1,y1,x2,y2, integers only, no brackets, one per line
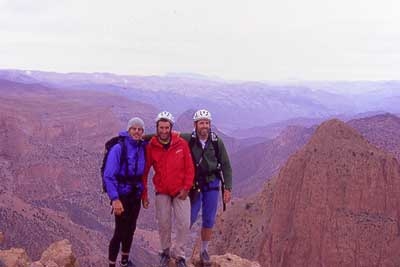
178,132,192,142
142,133,155,142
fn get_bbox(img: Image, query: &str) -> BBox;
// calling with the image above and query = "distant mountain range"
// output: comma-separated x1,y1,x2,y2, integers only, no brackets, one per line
1,69,399,132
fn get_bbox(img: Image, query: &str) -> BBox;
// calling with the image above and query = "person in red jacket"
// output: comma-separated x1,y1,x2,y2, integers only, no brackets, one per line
142,111,194,267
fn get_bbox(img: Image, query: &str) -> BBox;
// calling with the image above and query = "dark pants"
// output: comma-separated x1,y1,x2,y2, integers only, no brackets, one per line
108,194,141,262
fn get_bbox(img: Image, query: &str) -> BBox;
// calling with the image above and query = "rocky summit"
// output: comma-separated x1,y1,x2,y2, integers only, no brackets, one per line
212,119,400,267
0,239,76,267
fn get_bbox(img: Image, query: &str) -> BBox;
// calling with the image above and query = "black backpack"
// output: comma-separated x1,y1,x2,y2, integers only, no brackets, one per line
100,136,127,193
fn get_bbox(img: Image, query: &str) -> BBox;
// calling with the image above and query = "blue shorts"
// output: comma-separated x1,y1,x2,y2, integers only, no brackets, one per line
190,178,220,228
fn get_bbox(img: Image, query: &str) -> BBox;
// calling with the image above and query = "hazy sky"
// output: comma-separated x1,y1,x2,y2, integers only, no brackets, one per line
1,0,399,81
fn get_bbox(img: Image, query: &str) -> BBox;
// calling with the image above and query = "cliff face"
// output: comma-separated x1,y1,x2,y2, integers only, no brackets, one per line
232,125,316,197
213,119,400,267
265,119,400,267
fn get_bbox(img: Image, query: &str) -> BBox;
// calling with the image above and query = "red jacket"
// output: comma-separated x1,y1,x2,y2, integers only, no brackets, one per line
142,132,194,199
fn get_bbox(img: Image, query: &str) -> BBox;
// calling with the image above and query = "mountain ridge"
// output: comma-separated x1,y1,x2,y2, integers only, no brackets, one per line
212,119,400,267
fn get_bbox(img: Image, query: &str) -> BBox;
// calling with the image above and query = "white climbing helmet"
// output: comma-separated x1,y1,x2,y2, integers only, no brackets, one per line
193,109,212,122
155,111,175,125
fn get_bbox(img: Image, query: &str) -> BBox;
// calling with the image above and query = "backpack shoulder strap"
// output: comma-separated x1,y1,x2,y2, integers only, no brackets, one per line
189,131,197,147
189,131,201,166
210,132,221,164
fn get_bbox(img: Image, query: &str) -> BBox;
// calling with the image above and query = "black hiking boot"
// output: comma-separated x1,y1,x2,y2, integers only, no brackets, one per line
159,250,170,267
120,259,135,267
200,250,211,266
176,257,187,267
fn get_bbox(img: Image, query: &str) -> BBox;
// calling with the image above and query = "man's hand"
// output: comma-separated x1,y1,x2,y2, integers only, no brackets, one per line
112,199,124,216
142,198,150,209
177,188,189,200
223,189,231,204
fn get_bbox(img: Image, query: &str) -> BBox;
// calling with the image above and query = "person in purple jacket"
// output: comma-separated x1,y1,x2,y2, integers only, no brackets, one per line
103,117,147,267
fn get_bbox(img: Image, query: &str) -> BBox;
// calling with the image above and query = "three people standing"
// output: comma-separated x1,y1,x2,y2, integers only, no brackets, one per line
103,109,232,267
